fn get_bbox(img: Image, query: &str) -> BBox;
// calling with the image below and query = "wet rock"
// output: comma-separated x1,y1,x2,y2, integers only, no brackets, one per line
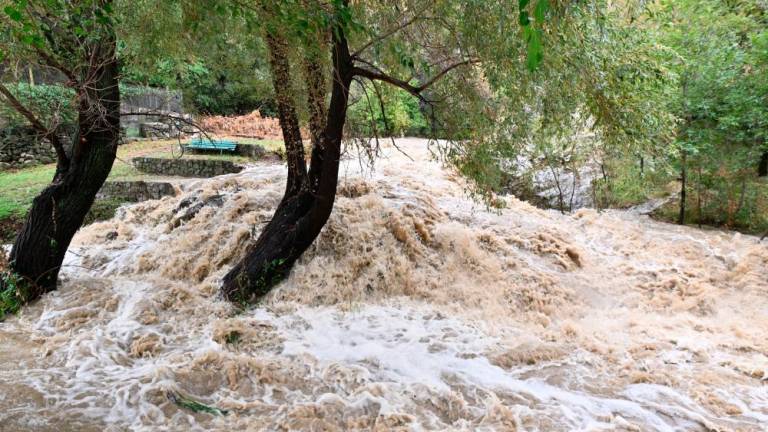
176,195,198,210
170,194,225,228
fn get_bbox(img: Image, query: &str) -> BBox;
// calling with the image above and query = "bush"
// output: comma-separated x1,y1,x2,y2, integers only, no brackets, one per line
0,84,76,128
0,270,28,321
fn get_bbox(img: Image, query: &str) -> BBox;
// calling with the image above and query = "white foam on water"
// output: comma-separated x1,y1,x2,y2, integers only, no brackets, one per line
0,139,766,431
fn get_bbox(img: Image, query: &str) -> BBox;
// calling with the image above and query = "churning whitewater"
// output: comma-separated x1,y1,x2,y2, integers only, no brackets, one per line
1,139,767,431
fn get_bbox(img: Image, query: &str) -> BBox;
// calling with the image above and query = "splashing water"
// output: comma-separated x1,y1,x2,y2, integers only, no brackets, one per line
1,139,767,431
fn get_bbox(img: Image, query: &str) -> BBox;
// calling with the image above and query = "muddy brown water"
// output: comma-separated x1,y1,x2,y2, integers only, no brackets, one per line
1,139,766,431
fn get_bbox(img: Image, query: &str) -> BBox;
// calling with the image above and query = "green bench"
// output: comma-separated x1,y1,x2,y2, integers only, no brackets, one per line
187,138,238,153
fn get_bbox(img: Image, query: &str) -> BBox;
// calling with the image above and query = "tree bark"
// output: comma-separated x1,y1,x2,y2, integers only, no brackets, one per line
221,2,470,303
9,40,119,298
678,149,687,225
265,33,307,196
758,151,768,177
221,23,353,303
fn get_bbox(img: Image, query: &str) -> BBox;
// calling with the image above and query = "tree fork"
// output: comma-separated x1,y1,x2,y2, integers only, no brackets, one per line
221,2,469,303
221,19,354,304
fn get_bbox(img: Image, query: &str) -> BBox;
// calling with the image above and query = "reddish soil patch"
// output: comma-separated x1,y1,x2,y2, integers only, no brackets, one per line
200,110,286,139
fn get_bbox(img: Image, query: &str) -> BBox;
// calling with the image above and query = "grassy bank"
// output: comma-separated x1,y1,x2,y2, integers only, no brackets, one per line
0,138,283,242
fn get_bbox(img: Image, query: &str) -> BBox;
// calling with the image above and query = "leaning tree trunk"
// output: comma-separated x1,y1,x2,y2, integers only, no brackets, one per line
678,149,687,225
221,28,353,303
9,42,120,299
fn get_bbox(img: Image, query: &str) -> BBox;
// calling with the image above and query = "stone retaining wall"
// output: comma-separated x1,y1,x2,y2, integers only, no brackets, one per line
236,143,267,158
132,157,244,178
0,125,74,170
97,181,176,202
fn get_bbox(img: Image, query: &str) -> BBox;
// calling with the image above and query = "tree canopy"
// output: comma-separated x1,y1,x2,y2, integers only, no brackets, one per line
1,0,767,304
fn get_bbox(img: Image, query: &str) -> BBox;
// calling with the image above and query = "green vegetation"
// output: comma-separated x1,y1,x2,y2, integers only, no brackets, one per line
0,83,75,128
445,0,767,234
0,270,28,321
120,2,274,116
652,0,768,231
592,158,672,210
0,138,282,242
583,0,768,233
347,85,429,137
224,330,241,345
166,391,229,416
0,164,55,219
0,160,136,222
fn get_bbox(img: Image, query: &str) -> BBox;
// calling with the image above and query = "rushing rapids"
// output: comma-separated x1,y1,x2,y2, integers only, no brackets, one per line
1,138,767,431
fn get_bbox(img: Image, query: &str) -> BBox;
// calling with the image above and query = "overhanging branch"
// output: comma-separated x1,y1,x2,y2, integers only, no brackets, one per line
351,58,478,98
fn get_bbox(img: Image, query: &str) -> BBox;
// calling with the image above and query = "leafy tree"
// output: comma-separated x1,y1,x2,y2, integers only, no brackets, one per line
652,0,768,228
453,0,677,203
118,0,275,116
0,0,121,302
216,0,676,302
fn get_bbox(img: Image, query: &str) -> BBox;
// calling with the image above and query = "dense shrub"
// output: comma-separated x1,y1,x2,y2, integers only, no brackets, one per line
0,83,76,128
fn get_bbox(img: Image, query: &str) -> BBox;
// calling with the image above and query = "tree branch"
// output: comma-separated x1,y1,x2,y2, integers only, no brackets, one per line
351,6,429,58
351,58,477,97
34,48,79,85
0,82,70,168
0,83,50,135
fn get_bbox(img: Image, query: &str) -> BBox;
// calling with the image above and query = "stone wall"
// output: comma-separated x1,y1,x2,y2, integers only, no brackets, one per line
0,125,74,170
236,143,267,158
97,181,177,202
132,157,244,178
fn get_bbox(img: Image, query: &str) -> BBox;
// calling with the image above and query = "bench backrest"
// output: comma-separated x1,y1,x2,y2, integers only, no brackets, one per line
188,138,237,150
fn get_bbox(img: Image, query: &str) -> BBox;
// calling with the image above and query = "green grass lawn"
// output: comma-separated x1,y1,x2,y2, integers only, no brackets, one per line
0,165,55,219
0,156,144,219
0,137,283,220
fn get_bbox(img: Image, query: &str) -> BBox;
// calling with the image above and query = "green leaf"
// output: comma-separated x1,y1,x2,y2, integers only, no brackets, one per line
3,6,22,22
167,391,228,416
525,28,544,71
534,0,549,22
519,10,530,26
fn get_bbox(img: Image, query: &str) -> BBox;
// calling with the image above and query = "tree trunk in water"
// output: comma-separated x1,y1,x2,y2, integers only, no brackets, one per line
221,29,353,303
697,163,703,228
678,150,687,225
9,42,119,299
